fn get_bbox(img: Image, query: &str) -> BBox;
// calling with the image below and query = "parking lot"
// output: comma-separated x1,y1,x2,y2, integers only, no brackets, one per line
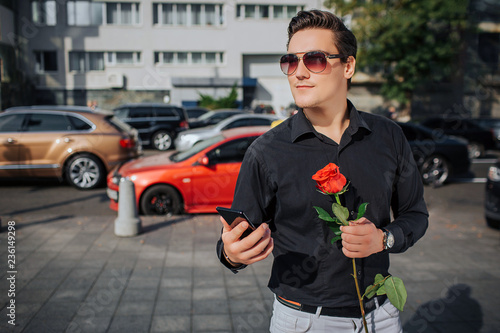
0,154,499,332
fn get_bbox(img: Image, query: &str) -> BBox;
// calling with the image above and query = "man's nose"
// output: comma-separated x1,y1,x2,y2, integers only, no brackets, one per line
294,58,310,78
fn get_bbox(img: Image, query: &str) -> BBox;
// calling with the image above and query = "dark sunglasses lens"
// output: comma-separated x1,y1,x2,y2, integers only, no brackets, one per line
303,52,327,73
280,54,298,75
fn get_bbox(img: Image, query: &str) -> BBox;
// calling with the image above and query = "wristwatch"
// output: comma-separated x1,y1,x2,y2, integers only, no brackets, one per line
383,229,394,250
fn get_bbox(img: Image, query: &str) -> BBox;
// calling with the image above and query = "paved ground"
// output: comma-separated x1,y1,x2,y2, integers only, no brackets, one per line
0,184,499,332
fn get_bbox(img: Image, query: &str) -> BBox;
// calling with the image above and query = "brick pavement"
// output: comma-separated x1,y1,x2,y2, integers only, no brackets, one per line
0,208,499,332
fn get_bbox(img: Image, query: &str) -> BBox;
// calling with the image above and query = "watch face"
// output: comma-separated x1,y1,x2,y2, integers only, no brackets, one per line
387,232,394,248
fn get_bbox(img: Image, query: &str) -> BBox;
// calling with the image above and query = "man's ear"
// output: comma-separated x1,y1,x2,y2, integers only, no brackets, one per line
344,56,356,79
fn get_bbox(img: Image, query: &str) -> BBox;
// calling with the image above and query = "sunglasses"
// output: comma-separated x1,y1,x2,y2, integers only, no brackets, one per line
280,51,344,75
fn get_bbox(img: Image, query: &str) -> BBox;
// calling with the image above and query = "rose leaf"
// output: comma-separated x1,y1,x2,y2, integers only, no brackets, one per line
332,203,349,225
313,206,336,222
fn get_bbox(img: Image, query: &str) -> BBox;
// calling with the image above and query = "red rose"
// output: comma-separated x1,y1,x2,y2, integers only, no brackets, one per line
312,163,347,195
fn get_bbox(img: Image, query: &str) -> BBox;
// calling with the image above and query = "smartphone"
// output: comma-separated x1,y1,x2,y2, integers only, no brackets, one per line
216,207,256,238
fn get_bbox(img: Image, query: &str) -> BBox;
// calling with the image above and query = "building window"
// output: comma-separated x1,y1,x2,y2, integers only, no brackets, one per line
116,52,134,64
260,5,269,19
153,3,224,27
273,5,284,19
178,52,188,64
89,52,105,70
164,52,174,64
154,51,224,66
192,4,201,25
192,52,202,64
237,4,301,19
67,1,103,26
69,51,104,72
69,52,85,72
287,6,299,18
106,2,141,25
206,52,216,64
35,51,58,73
206,4,216,25
106,52,142,66
32,0,57,26
245,5,255,18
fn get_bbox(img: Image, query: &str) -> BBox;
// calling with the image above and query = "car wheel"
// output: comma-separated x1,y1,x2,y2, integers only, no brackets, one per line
140,184,182,216
65,154,105,190
486,217,500,229
152,131,174,151
467,142,484,159
421,155,450,186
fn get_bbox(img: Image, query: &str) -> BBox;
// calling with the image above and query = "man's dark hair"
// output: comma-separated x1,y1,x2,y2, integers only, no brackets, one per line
287,9,357,63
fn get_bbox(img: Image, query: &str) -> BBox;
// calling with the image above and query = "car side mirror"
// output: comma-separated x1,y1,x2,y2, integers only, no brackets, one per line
197,155,210,166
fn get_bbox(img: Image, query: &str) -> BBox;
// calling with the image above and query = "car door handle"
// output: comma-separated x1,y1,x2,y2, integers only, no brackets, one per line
64,137,73,143
6,138,16,144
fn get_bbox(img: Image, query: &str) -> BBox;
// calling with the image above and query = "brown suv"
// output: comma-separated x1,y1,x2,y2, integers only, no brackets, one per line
0,106,142,189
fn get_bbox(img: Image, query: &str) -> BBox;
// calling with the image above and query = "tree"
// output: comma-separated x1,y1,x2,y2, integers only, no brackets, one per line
324,0,471,115
198,83,239,110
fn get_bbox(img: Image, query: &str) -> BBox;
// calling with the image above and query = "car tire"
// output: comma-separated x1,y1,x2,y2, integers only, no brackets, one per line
140,184,182,216
421,155,450,187
152,130,174,151
65,154,105,190
467,142,484,159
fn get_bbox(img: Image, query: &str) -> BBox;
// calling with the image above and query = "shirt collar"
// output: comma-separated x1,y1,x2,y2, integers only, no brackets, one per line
291,99,371,143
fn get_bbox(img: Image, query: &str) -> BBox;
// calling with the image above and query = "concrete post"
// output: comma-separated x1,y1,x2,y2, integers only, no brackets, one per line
114,177,142,237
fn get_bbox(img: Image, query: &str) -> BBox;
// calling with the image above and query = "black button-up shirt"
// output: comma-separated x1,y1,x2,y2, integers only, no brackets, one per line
217,100,428,308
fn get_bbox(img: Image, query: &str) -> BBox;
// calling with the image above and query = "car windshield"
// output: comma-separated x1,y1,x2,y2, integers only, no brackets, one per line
170,134,225,162
196,111,217,121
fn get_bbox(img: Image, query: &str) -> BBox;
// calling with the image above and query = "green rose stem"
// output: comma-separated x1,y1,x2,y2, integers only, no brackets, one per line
334,193,369,333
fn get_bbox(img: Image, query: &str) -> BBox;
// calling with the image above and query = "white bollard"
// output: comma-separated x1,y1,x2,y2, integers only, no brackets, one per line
114,177,142,237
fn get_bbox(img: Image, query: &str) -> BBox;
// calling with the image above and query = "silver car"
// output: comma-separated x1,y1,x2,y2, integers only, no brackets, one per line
174,113,280,151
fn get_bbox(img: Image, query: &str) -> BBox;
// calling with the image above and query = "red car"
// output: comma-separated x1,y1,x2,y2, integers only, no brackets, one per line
107,126,269,215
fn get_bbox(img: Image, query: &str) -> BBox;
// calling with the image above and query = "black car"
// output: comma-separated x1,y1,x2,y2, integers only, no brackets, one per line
185,106,209,120
188,109,243,129
485,161,500,229
420,117,497,158
469,117,500,147
398,122,470,186
113,103,189,151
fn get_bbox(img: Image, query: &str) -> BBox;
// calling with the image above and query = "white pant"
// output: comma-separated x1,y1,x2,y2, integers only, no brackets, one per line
269,296,403,333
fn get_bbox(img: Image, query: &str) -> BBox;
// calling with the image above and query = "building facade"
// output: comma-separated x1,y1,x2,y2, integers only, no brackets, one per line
0,0,17,110
10,0,325,111
2,0,499,116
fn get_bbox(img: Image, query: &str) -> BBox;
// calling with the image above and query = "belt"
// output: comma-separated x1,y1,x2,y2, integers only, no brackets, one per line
276,295,387,318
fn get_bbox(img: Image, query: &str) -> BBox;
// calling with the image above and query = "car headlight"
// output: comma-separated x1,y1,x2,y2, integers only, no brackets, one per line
179,134,196,143
488,166,500,181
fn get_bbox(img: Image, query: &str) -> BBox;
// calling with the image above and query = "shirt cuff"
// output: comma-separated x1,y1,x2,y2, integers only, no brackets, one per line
218,244,247,273
384,224,404,253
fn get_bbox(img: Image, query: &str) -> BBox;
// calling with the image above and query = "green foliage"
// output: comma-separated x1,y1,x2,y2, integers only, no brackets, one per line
385,276,407,311
314,206,337,223
363,274,407,311
364,273,387,299
324,0,471,105
332,203,350,226
356,202,368,220
198,83,238,110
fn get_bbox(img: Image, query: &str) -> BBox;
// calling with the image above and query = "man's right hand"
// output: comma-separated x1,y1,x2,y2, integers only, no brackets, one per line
220,217,274,266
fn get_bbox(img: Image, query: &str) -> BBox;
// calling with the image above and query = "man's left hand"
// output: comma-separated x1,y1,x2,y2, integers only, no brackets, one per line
340,218,384,258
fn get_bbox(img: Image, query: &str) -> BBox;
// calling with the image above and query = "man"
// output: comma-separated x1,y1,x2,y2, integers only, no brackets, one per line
217,9,428,332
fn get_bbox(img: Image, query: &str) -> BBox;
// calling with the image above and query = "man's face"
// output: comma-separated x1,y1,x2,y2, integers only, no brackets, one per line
286,28,354,110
